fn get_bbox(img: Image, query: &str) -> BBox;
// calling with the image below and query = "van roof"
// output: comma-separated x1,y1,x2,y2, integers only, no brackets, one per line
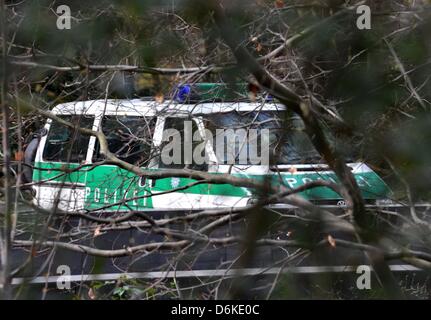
51,99,286,116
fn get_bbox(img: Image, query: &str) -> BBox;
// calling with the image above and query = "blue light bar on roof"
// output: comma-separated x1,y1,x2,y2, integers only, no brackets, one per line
173,83,274,103
176,84,191,103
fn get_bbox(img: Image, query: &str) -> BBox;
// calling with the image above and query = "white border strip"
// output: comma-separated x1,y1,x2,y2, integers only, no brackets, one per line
11,265,421,285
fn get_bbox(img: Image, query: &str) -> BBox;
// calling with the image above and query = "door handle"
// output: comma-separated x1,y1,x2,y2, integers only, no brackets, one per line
149,179,156,188
140,177,155,188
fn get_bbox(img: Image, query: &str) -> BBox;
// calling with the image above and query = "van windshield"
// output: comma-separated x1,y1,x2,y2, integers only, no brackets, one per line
203,111,322,165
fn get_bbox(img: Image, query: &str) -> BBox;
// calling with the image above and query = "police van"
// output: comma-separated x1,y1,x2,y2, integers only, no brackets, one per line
24,83,391,213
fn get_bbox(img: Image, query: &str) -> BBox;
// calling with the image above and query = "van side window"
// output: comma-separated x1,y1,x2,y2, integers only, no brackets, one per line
93,116,157,166
203,111,322,165
43,115,94,163
159,117,208,171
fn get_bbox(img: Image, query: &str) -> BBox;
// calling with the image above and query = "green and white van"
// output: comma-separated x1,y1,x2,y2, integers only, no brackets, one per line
26,84,391,213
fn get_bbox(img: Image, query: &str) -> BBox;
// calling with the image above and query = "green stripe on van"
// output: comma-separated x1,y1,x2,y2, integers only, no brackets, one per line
33,162,390,211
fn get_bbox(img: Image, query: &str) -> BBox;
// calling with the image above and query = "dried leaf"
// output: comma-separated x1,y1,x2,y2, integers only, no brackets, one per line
94,226,101,237
155,92,164,103
88,287,96,300
248,91,257,102
31,246,37,257
34,84,42,92
275,0,284,9
327,234,336,248
14,151,24,161
256,42,263,52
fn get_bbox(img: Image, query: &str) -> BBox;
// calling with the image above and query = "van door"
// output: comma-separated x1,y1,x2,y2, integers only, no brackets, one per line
84,114,158,212
150,115,209,210
33,114,96,212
